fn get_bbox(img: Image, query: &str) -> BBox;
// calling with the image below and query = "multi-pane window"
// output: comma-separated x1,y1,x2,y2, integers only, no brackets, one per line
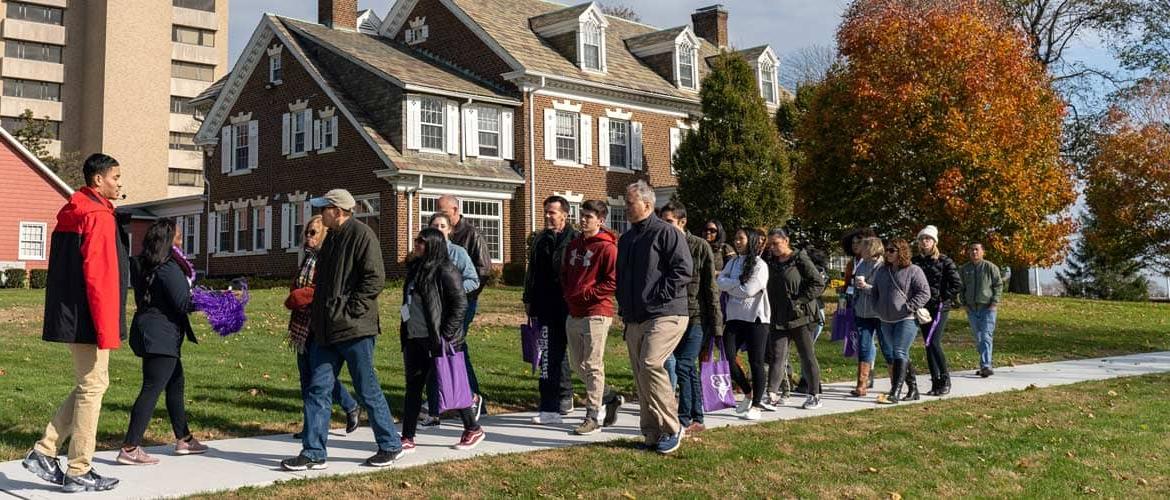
217,210,230,252
234,125,249,171
181,216,197,255
354,196,381,232
173,0,215,12
6,2,63,25
608,205,629,234
581,22,602,71
168,168,203,187
760,62,777,104
419,97,444,151
173,26,215,47
608,119,629,168
555,111,577,162
4,41,62,63
678,42,696,89
172,61,215,82
1,117,59,138
420,196,503,262
235,208,248,252
3,79,60,101
321,116,336,149
170,96,203,118
292,111,307,153
567,202,581,226
269,53,282,83
18,222,46,260
169,132,199,151
477,107,500,157
252,207,267,251
290,201,306,248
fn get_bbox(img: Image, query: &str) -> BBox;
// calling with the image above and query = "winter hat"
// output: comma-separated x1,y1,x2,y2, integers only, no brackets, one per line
917,225,939,244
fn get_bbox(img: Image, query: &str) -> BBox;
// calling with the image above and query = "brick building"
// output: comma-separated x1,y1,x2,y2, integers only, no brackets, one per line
185,0,783,278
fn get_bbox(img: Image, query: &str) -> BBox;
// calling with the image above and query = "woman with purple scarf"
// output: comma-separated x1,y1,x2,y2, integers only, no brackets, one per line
285,215,361,439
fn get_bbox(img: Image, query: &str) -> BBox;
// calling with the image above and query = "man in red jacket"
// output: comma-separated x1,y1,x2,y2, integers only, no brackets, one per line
560,200,620,435
24,153,128,493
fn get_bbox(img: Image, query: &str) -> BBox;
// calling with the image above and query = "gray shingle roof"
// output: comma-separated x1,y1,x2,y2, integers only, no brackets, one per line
529,3,591,31
188,74,229,107
624,26,687,53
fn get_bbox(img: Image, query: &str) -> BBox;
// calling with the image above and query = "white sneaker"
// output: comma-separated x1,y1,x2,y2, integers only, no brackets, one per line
735,397,751,414
530,412,562,425
743,407,761,420
758,401,778,412
766,392,786,406
801,395,823,410
597,406,607,426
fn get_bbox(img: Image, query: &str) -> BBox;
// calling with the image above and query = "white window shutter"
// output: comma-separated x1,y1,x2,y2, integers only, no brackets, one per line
631,121,644,171
597,117,610,167
301,110,313,152
247,120,258,169
302,202,312,232
330,116,339,148
175,216,185,247
281,113,291,155
579,114,592,165
264,206,273,250
220,126,231,173
543,109,556,160
445,100,460,155
463,106,479,157
501,109,514,160
406,96,421,150
207,212,217,255
280,203,291,249
193,215,201,256
669,127,682,173
313,119,321,151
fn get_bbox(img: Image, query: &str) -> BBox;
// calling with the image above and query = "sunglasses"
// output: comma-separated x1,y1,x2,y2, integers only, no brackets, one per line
305,230,318,237
886,249,898,253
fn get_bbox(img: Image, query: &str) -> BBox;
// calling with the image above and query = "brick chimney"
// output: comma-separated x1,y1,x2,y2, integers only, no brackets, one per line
691,5,728,49
319,0,358,30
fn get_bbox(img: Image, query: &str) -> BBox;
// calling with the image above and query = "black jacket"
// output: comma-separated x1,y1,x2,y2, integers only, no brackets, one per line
686,233,723,336
401,262,467,356
450,218,492,299
129,258,196,358
912,253,962,311
310,219,385,345
615,215,692,323
523,226,580,319
765,250,826,331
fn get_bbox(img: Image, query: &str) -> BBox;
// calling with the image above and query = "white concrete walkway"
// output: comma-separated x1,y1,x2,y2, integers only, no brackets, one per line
3,351,1169,499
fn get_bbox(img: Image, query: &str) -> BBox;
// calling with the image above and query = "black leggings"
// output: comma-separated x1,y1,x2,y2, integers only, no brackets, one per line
401,337,479,440
767,323,821,396
124,355,190,447
723,320,769,406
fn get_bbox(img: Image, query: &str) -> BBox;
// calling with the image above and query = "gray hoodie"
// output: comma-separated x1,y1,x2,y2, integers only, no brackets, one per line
868,264,930,323
851,258,883,319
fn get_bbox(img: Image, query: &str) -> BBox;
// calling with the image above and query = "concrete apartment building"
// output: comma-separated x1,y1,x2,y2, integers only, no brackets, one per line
0,0,228,204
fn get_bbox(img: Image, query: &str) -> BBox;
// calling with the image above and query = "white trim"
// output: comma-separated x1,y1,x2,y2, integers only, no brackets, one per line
552,99,582,113
553,159,584,168
229,111,253,125
318,106,336,119
288,99,309,112
515,71,701,111
0,127,71,195
228,169,253,176
553,190,584,203
17,221,47,261
383,0,524,72
535,88,689,118
604,108,632,120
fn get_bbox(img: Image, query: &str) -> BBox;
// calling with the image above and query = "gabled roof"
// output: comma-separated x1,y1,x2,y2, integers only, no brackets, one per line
529,3,593,32
0,126,73,196
281,17,518,104
624,26,688,52
188,74,228,108
735,45,776,64
357,9,381,35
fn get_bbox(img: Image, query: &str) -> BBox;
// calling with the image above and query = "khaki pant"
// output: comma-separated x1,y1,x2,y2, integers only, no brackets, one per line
625,315,687,440
34,344,110,476
565,315,613,418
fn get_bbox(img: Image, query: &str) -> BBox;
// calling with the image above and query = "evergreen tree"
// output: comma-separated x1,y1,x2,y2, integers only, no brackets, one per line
674,52,793,231
1057,214,1149,301
7,109,83,188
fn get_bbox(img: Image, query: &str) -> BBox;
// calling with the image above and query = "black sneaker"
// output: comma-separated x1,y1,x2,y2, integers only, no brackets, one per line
61,469,119,493
559,398,575,415
22,449,63,485
603,394,623,427
365,448,405,467
280,454,327,471
346,407,361,434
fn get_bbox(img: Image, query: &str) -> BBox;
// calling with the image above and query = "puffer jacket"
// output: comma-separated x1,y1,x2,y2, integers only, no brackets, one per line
912,253,961,311
401,262,468,356
764,249,826,331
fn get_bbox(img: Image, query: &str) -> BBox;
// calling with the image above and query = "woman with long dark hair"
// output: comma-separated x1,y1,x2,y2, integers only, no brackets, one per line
762,228,827,410
859,238,930,404
716,227,771,420
399,228,485,452
117,218,206,465
702,219,737,271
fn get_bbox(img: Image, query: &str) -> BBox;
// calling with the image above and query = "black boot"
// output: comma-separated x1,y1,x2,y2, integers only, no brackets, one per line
937,373,951,395
879,360,906,404
904,362,921,401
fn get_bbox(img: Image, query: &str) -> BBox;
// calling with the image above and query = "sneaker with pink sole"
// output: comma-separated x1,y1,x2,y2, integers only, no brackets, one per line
453,428,485,450
116,447,159,465
175,437,208,455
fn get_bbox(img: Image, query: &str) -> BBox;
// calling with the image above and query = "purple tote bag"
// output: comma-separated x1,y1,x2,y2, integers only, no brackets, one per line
434,340,474,413
700,336,737,412
520,318,542,371
830,304,854,342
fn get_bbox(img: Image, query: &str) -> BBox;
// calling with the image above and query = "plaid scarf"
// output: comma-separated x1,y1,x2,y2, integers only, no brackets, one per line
287,250,317,353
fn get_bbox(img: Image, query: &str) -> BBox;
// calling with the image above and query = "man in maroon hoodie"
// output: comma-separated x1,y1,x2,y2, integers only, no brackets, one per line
560,200,619,435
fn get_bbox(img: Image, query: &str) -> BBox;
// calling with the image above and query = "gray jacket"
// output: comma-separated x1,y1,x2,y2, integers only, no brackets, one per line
851,258,883,319
867,264,930,323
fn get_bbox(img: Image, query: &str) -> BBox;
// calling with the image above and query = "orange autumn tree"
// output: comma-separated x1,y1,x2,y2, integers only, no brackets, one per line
797,0,1076,265
1083,76,1170,272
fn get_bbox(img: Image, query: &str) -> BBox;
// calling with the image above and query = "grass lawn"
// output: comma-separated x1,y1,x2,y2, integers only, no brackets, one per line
201,372,1170,499
0,286,1167,464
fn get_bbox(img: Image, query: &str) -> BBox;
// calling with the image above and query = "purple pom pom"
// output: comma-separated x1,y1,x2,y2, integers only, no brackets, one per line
191,281,250,336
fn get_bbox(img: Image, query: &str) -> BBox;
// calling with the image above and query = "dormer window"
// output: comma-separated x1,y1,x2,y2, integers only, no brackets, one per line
759,60,777,104
580,20,604,72
677,41,697,90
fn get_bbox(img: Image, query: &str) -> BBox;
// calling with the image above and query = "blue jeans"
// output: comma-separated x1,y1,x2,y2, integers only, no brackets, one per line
673,320,704,426
427,297,482,416
302,336,400,460
967,305,997,369
854,316,880,364
297,344,358,415
664,356,677,389
878,319,918,362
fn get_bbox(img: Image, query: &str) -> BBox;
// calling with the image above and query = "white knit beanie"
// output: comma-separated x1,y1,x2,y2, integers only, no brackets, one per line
917,225,939,244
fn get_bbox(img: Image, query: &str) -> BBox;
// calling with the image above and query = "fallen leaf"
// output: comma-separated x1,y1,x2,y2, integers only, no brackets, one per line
0,368,7,376
1137,478,1149,486
262,373,271,379
400,481,412,488
1066,451,1075,458
622,493,636,500
867,467,879,473
888,492,903,500
1107,390,1118,397
237,362,244,369
248,388,260,396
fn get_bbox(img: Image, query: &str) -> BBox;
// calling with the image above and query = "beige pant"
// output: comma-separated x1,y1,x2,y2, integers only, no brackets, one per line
35,344,110,476
565,315,613,418
625,315,687,440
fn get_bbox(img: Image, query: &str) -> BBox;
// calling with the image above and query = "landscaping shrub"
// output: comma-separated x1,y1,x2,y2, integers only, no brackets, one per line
4,269,27,289
29,269,48,289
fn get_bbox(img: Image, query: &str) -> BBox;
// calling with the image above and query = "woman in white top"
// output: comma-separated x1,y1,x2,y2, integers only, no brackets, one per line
716,227,771,420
